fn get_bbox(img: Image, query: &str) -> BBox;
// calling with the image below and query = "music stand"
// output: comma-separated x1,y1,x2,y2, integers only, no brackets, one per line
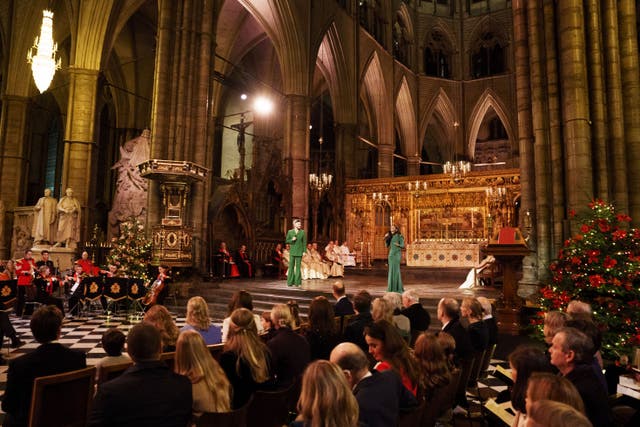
0,279,17,309
103,277,128,315
83,277,105,315
127,278,147,318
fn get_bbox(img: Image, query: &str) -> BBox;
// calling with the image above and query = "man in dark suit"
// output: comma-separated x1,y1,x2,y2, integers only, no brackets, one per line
477,296,498,346
343,290,374,353
549,327,612,427
2,305,86,427
331,342,417,427
332,281,354,316
89,323,192,427
400,290,430,343
437,298,473,361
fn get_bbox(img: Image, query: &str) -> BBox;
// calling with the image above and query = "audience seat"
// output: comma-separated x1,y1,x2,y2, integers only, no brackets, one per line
195,396,252,427
207,343,225,361
160,351,176,371
28,366,96,427
247,381,296,427
96,360,134,385
398,399,426,427
422,369,461,427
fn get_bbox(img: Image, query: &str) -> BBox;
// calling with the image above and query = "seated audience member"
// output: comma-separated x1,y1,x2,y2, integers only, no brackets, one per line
2,306,86,426
219,308,273,408
235,244,254,278
221,290,263,342
400,290,431,340
436,331,457,371
365,320,420,396
259,310,276,341
89,323,192,427
95,328,130,381
373,296,410,340
344,290,374,353
383,293,411,338
414,332,453,403
549,327,611,427
566,300,593,321
144,304,179,352
291,360,359,427
332,280,355,316
461,297,489,353
477,296,498,346
565,318,606,390
508,346,554,427
525,373,585,416
543,310,569,345
267,303,310,387
330,342,417,427
175,330,231,420
181,296,221,345
287,299,302,329
437,298,473,364
304,296,340,360
526,400,593,427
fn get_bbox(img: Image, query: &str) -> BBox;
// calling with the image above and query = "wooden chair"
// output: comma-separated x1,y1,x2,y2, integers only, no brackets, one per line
207,343,225,361
478,343,497,380
160,351,176,371
398,399,426,427
195,396,252,427
28,366,96,427
95,360,133,385
247,382,296,427
422,369,461,427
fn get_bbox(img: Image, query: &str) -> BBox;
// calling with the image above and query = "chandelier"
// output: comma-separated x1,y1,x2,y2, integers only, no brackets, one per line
309,172,333,194
443,160,471,180
27,10,61,93
485,186,507,204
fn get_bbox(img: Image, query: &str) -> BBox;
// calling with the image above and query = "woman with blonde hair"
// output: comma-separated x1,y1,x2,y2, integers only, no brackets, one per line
543,311,568,344
219,308,273,408
181,296,221,345
526,400,592,427
461,297,489,352
175,330,231,420
291,360,359,427
144,304,180,352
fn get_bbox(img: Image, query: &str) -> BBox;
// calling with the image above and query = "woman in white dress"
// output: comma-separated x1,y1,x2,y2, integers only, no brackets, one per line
459,255,495,289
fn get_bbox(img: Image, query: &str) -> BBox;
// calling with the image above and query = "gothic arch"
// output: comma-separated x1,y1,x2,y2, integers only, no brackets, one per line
467,89,514,160
419,88,458,144
361,51,391,145
395,77,416,157
467,15,509,49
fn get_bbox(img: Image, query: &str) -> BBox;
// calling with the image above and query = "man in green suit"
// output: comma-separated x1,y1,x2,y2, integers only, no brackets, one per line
285,218,306,286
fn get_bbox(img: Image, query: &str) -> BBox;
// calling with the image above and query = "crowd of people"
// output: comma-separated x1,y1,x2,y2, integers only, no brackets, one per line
0,256,634,427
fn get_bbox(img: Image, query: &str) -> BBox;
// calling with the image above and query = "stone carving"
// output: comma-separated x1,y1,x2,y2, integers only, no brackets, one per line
109,129,150,238
55,188,81,249
32,188,58,245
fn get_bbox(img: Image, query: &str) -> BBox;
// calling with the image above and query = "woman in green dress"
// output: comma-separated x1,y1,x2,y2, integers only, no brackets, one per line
385,224,404,293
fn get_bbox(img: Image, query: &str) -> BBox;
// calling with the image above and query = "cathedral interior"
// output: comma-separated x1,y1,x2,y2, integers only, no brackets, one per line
1,0,640,289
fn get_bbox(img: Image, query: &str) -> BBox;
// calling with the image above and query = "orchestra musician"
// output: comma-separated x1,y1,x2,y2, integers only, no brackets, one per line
143,265,170,307
15,250,37,316
65,263,87,317
35,250,55,277
33,266,65,314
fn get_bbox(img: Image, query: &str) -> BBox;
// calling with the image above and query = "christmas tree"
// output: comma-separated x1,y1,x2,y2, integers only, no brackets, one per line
106,217,153,282
536,200,640,359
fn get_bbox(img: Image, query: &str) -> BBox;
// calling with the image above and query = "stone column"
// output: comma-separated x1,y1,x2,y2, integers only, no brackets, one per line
512,0,538,291
557,0,594,214
618,0,640,224
527,0,553,281
378,144,394,178
62,67,99,242
283,94,310,222
603,0,629,214
585,0,609,199
335,122,358,179
0,95,29,258
406,155,420,176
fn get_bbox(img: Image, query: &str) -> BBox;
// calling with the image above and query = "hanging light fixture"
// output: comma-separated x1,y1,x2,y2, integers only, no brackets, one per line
27,10,61,93
444,121,471,181
309,99,333,194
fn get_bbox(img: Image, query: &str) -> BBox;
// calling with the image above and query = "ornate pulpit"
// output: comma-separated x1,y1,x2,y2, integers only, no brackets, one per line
139,160,207,267
484,227,531,335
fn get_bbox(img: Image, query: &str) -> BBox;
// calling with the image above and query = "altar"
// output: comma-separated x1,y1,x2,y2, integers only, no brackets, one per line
406,240,481,268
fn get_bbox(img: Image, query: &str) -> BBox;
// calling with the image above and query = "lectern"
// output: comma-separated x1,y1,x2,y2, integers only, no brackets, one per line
484,227,531,335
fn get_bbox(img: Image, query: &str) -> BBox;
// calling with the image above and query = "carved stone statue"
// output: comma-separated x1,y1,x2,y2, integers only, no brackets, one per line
108,129,150,238
32,188,58,245
55,187,81,249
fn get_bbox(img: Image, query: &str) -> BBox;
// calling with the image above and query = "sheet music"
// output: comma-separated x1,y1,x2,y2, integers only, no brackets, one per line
70,280,80,293
484,398,516,426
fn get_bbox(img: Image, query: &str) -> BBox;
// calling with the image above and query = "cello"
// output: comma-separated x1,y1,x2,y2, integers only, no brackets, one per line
143,265,170,306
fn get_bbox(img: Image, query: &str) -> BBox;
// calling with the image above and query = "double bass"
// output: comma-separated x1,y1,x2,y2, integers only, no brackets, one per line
142,265,169,306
